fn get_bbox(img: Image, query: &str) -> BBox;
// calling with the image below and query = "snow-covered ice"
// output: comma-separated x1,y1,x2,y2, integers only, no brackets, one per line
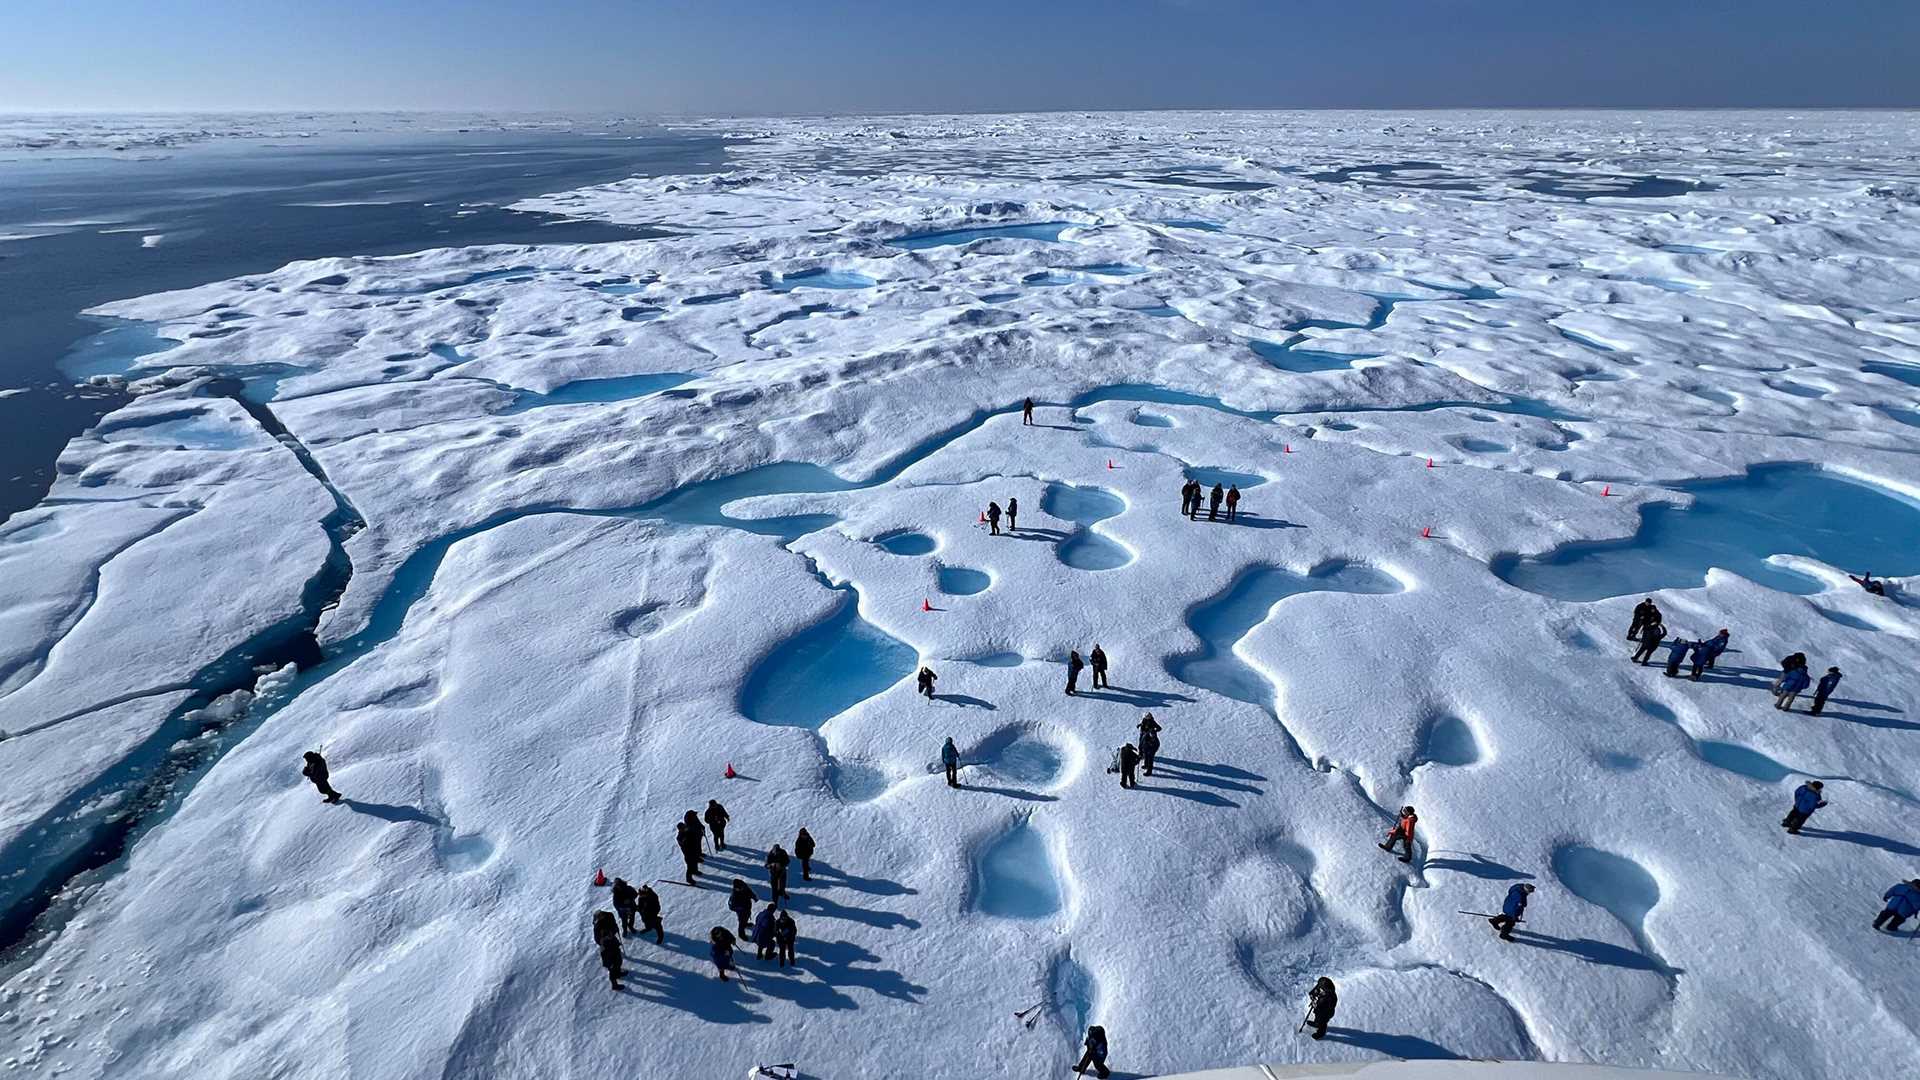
4,109,1920,1079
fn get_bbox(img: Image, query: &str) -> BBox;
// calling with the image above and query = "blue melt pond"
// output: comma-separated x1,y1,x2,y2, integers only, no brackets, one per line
770,269,876,292
1184,466,1266,490
1494,464,1920,601
1865,361,1920,388
738,593,916,729
938,566,991,595
1170,563,1400,710
1250,340,1369,374
60,320,179,380
501,373,695,413
875,530,937,555
974,822,1063,919
1162,219,1224,232
892,222,1075,250
1042,482,1131,571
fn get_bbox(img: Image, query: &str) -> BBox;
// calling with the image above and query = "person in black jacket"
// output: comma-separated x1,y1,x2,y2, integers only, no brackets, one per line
1089,645,1109,689
636,883,664,944
675,814,704,884
774,909,798,967
1118,743,1139,789
795,828,816,880
1074,1025,1110,1078
301,751,342,804
593,910,622,991
1066,650,1084,696
728,878,757,938
766,844,792,903
611,877,640,934
704,799,730,851
1305,977,1337,1039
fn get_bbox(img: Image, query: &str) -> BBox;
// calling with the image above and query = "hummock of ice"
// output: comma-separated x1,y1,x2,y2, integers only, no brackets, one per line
4,110,1920,1080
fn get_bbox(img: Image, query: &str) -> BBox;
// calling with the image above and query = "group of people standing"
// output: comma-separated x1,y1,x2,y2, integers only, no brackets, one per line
1180,478,1241,522
1627,599,1844,714
591,800,819,990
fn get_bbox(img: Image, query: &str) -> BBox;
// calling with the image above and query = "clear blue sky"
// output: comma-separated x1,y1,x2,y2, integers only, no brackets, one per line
4,0,1915,113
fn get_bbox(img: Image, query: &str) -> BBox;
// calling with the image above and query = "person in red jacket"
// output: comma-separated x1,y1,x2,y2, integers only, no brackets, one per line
1378,805,1418,863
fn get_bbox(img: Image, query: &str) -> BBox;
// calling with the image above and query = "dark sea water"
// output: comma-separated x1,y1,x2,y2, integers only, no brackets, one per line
0,125,729,520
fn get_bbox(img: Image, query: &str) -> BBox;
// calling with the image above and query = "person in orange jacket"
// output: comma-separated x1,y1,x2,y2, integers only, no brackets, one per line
1378,805,1418,863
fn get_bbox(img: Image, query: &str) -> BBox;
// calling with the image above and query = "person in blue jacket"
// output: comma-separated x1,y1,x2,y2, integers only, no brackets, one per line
1699,628,1731,672
1780,780,1825,834
941,736,960,787
1774,665,1812,710
754,903,779,961
1810,667,1842,715
1687,639,1713,679
1875,880,1920,932
1489,882,1534,940
1661,635,1692,677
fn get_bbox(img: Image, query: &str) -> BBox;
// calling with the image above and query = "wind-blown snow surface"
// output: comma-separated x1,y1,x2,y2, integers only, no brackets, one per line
6,110,1920,1079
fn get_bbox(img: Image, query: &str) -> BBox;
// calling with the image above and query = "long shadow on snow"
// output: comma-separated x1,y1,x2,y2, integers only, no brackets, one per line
805,860,915,897
1509,929,1677,974
782,889,923,931
933,693,996,710
1001,528,1071,543
792,938,928,1003
1798,828,1920,858
1215,513,1305,531
624,937,772,1025
1131,782,1237,808
1143,765,1262,796
956,779,1058,803
1422,852,1535,881
1321,1027,1460,1060
1153,756,1269,783
1075,685,1195,709
343,800,441,827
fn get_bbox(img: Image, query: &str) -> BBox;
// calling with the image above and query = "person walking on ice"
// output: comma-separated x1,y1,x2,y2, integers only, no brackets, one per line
1304,977,1337,1040
1775,664,1812,710
594,910,623,991
301,751,342,804
1875,879,1920,932
1781,780,1825,834
612,877,640,934
1006,496,1018,531
941,736,960,787
1023,397,1034,426
1698,627,1730,673
766,843,792,903
986,501,1002,536
1225,484,1240,522
917,665,938,700
710,926,737,981
728,878,757,938
1066,650,1085,695
1118,743,1140,789
704,799,730,851
676,813,704,884
795,827,816,880
1378,805,1418,862
1074,1025,1111,1078
1184,479,1202,521
1139,726,1160,776
636,883,664,944
1090,644,1109,689
1489,883,1534,940
754,903,778,961
1631,617,1665,665
1628,598,1659,641
1661,634,1691,677
1811,666,1842,715
774,908,798,967
1208,482,1225,521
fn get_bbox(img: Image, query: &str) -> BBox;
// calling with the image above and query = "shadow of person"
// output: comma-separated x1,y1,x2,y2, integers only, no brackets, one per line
343,800,441,827
1320,1027,1460,1059
1420,851,1535,881
1798,828,1920,858
933,693,996,710
1075,685,1195,709
1508,929,1677,974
